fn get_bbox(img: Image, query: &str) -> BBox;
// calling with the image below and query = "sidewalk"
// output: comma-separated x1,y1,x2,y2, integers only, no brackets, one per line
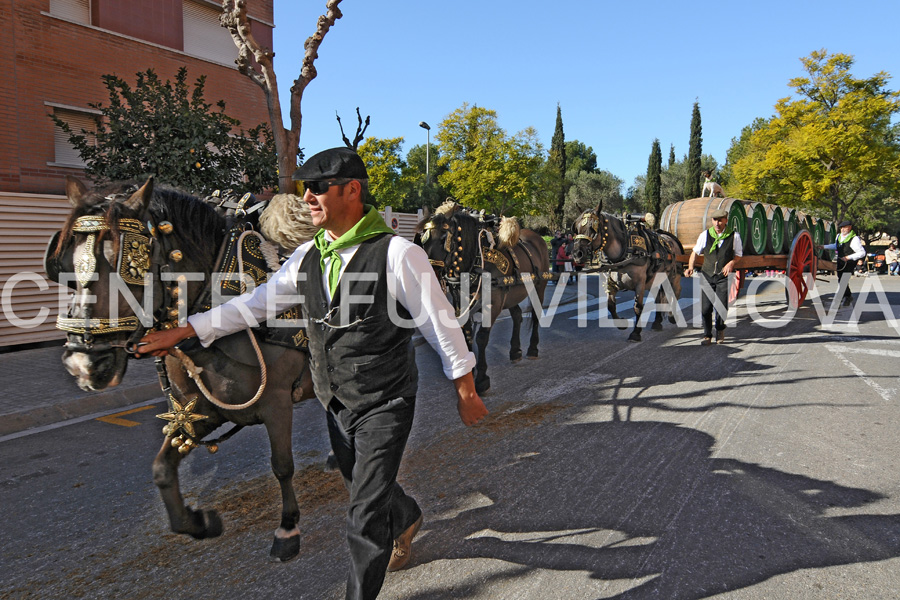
0,276,587,438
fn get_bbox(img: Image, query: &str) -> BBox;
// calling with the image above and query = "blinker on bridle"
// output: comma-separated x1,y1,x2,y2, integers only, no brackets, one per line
51,212,183,354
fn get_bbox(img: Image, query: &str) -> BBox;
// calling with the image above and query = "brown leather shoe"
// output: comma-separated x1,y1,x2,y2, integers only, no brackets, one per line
700,337,712,346
387,514,423,572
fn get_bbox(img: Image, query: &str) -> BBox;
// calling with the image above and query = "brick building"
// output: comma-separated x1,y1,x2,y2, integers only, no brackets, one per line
0,0,274,347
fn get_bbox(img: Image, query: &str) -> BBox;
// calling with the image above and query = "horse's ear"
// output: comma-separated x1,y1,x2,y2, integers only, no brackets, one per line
595,201,603,215
123,177,154,215
65,176,89,208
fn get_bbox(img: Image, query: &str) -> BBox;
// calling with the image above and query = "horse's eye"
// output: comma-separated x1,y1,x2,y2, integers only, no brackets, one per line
442,223,450,230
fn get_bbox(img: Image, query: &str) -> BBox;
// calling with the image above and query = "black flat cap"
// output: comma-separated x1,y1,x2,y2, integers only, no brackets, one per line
292,147,368,181
838,220,852,227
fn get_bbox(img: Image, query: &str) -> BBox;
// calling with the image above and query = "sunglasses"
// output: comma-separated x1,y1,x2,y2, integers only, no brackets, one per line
300,179,352,195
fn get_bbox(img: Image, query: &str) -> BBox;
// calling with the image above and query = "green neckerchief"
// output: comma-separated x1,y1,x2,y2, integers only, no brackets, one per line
313,205,393,297
707,225,734,252
837,230,856,244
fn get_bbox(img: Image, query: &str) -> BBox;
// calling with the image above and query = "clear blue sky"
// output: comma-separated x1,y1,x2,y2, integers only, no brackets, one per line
272,0,899,191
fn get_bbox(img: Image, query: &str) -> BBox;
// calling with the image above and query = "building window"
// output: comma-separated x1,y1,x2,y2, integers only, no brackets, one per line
52,108,99,167
48,0,90,24
183,0,238,66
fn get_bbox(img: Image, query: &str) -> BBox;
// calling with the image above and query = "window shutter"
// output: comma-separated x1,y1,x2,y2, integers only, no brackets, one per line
48,0,90,24
183,0,238,66
54,109,97,167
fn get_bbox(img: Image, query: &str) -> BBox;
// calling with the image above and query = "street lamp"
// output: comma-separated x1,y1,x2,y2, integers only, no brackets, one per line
419,121,431,184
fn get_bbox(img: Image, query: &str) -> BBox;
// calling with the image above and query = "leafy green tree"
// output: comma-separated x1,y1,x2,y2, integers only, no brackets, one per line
436,103,544,216
721,117,770,194
684,101,703,199
565,170,624,224
549,104,568,225
564,140,599,176
668,144,676,167
400,143,452,212
356,136,414,209
731,50,900,223
51,68,276,195
645,139,662,217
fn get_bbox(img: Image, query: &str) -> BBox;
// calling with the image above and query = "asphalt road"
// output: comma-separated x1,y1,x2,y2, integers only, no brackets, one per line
3,274,900,599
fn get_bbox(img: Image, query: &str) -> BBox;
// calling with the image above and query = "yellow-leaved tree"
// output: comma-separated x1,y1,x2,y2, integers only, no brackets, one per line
731,50,900,228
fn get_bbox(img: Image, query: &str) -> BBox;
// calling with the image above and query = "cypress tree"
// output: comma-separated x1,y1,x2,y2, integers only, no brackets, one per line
668,144,676,167
646,139,662,218
549,104,567,227
684,101,703,199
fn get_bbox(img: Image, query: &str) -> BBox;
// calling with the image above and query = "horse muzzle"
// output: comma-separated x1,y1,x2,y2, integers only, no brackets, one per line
62,335,130,391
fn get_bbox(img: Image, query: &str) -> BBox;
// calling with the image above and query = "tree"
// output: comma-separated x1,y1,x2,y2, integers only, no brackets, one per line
222,0,343,192
549,104,567,226
436,103,544,216
684,101,703,199
356,137,413,209
731,50,900,225
564,140,599,176
565,170,624,224
400,143,451,212
645,139,662,218
668,144,676,167
51,67,277,195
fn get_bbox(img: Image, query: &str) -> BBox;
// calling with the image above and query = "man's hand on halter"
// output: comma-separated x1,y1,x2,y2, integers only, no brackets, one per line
453,372,488,426
136,324,197,357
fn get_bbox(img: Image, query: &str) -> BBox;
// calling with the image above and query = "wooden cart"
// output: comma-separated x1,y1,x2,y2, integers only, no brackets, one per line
677,229,837,309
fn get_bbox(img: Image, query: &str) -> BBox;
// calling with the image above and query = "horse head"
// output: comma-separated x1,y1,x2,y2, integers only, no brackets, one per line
571,204,607,264
416,202,480,281
48,176,223,391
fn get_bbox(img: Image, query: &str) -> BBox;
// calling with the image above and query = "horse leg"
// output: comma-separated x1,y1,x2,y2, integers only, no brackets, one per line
474,323,492,394
265,411,302,562
651,288,664,331
670,273,682,324
152,437,224,540
526,287,542,359
629,290,644,342
508,304,523,362
609,292,626,330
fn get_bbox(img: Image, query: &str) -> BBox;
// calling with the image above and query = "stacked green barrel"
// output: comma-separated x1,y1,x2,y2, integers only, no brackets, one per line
660,197,835,258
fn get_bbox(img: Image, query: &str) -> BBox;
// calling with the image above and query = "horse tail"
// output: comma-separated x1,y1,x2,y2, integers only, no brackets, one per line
498,216,520,249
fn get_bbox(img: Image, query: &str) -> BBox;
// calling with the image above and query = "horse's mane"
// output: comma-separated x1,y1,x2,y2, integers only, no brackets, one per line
58,181,225,260
498,217,520,249
259,193,317,253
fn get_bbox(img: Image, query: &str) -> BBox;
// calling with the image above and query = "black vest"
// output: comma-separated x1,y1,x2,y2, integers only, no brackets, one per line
299,233,418,413
701,228,736,277
836,235,857,274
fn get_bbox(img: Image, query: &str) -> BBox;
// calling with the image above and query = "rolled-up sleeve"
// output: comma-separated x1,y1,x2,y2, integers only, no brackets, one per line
387,237,476,380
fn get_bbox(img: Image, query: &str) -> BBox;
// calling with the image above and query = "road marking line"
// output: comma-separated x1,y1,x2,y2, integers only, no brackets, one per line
826,344,896,401
95,405,155,427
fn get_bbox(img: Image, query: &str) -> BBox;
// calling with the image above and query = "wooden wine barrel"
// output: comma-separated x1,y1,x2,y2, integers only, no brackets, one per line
812,218,826,257
660,197,749,250
762,203,785,254
745,202,768,255
783,208,799,253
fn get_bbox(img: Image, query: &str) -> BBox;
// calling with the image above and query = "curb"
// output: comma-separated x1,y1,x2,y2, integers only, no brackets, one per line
0,382,163,438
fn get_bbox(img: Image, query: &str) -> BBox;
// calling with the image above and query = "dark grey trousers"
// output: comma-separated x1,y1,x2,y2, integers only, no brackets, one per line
700,272,730,338
326,396,422,600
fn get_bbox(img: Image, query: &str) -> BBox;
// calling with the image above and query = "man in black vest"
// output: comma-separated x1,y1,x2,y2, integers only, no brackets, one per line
820,219,866,306
685,208,743,345
138,147,488,600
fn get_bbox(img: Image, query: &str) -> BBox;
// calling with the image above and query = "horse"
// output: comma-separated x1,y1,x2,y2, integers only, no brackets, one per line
44,176,314,562
417,202,550,394
570,204,683,342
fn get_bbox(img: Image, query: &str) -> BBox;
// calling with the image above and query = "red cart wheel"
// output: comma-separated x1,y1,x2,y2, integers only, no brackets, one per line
786,229,816,308
729,269,744,304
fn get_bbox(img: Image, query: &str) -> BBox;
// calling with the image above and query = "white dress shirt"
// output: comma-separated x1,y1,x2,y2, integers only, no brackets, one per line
188,234,476,381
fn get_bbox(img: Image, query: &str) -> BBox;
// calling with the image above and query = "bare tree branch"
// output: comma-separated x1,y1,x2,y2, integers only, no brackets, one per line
336,107,370,150
221,0,344,192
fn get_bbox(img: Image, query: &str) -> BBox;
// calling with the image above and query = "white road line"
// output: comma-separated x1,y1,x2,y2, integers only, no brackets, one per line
825,344,896,401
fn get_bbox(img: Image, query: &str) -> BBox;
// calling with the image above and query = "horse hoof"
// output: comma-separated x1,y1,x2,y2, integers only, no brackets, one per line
627,333,642,342
475,380,491,395
651,323,663,331
668,316,676,324
526,353,539,360
187,508,224,539
510,357,522,364
270,532,300,562
510,352,522,363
